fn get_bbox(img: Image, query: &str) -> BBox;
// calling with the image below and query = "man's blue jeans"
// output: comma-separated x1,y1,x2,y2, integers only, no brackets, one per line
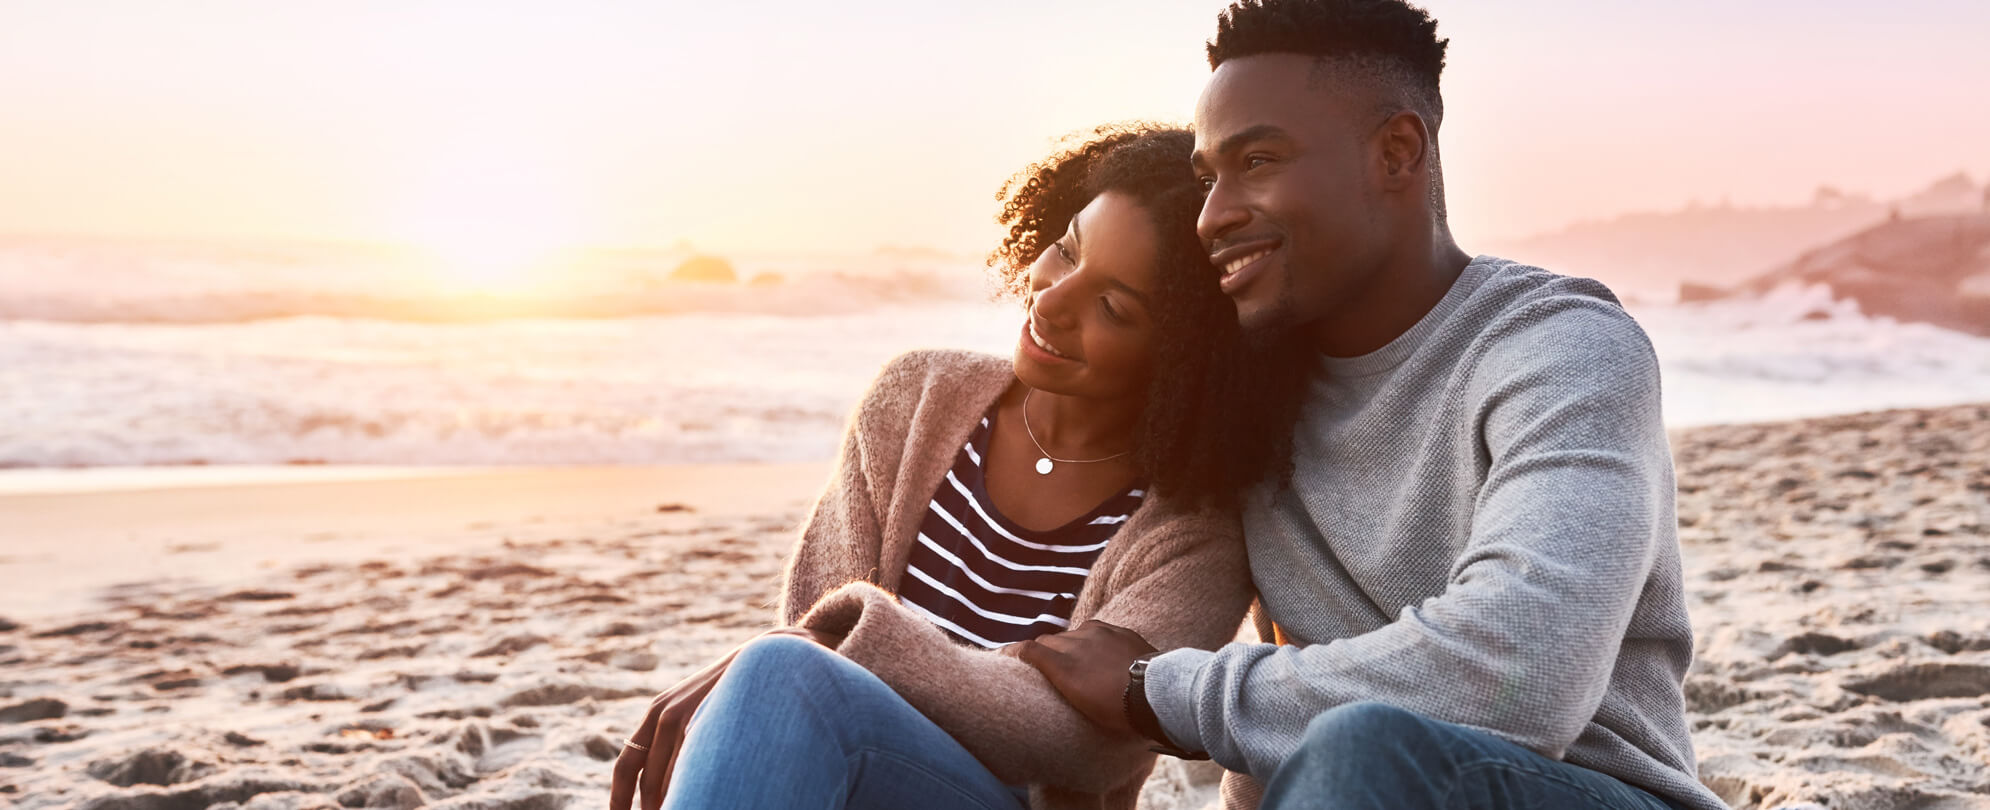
1259,702,1683,810
661,634,1028,810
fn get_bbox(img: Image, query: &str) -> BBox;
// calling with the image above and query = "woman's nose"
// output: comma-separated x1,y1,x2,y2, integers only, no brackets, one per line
1034,268,1080,328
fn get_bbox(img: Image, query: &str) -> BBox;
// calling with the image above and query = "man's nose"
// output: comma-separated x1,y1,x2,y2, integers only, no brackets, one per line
1198,179,1249,245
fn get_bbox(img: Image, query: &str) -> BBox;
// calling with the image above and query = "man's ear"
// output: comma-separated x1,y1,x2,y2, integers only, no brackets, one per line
1375,110,1431,193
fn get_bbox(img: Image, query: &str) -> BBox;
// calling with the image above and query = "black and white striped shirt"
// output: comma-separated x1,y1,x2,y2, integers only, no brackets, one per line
897,412,1146,648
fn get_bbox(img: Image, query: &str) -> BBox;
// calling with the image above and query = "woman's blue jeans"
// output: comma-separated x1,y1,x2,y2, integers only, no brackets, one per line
661,634,1028,810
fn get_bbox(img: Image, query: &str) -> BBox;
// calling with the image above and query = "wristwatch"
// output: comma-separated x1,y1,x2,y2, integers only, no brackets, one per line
1124,652,1210,760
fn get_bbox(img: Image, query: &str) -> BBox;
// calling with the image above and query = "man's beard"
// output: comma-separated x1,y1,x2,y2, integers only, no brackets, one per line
1235,280,1311,359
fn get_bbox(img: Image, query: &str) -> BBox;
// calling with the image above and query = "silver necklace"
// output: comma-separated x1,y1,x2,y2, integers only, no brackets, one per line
1020,389,1132,475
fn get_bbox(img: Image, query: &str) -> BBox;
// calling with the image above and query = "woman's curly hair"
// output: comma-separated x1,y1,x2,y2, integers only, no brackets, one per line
988,123,1311,510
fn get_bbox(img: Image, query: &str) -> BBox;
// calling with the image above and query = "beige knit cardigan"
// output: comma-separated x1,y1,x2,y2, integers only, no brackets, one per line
778,349,1253,810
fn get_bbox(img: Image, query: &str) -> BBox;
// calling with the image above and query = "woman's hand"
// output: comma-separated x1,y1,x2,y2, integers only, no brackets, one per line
608,627,842,810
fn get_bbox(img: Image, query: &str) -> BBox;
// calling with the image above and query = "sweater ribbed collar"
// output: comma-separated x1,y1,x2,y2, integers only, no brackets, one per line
1316,254,1501,379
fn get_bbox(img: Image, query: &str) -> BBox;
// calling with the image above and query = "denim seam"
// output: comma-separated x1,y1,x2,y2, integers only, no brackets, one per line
1436,757,1622,809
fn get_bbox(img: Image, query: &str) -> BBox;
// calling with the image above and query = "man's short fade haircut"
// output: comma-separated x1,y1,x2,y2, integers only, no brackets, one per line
1206,0,1449,131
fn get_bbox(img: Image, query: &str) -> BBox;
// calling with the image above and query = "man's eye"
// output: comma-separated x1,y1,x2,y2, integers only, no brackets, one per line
1196,176,1215,194
1246,155,1272,170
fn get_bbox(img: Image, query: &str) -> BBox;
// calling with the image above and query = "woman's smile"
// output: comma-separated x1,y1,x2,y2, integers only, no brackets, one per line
1024,317,1078,362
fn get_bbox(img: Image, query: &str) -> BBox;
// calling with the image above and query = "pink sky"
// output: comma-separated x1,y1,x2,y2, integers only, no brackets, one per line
1,0,1984,257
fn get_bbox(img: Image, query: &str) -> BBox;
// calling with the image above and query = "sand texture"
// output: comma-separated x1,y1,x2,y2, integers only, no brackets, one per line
2,405,1988,809
1674,404,1990,807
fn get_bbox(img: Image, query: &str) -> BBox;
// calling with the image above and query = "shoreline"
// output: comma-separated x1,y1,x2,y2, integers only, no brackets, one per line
0,463,827,620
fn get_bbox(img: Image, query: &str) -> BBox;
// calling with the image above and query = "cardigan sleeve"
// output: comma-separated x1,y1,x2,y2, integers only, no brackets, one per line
777,365,894,625
794,501,1252,794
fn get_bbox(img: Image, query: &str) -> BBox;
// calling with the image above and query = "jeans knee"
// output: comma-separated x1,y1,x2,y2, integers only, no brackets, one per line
728,633,840,689
1304,701,1427,749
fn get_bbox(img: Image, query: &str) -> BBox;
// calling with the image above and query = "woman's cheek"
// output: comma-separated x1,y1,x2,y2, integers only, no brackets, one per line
1100,338,1152,396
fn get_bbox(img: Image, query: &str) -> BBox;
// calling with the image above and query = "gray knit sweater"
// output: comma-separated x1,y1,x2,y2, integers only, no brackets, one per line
1143,256,1726,810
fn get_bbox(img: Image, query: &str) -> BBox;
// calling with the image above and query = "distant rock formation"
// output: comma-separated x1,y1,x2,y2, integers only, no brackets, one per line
1486,172,1984,296
746,272,783,287
1698,213,1990,337
668,255,736,284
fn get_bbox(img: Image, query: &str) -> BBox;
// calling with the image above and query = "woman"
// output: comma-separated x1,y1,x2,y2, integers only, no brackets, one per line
608,125,1308,810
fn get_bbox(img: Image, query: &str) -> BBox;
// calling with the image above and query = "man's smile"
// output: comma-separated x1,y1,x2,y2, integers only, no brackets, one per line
1210,240,1281,294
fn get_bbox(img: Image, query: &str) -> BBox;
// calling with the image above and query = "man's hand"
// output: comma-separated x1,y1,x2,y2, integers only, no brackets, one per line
1015,620,1157,736
608,627,840,810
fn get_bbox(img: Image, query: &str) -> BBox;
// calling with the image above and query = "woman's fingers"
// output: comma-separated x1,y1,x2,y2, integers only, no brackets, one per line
608,742,648,810
611,647,743,810
638,665,726,810
609,693,671,810
638,707,677,810
658,717,690,807
644,665,727,809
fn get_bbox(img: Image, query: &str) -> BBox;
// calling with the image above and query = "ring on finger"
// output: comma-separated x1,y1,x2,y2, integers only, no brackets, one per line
624,738,651,752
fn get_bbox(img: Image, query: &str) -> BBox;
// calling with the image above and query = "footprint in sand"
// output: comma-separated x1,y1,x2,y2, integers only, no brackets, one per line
1843,662,1990,701
1768,632,1861,660
85,748,214,788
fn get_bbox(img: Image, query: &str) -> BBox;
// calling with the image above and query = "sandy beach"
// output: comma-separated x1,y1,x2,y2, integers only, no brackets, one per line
3,405,1987,810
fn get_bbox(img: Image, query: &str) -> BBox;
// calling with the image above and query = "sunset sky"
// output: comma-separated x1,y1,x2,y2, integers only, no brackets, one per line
2,0,1985,258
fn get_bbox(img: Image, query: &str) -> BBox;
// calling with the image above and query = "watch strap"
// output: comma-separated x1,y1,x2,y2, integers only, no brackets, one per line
1124,651,1210,760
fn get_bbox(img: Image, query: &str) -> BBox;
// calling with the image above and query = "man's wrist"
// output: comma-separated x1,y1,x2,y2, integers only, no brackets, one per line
1124,651,1208,760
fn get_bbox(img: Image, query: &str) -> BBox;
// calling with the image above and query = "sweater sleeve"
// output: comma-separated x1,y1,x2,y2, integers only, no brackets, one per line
795,504,1251,793
777,361,895,625
1143,302,1673,779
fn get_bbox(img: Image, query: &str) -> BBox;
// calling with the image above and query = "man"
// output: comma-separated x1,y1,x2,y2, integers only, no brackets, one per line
1017,2,1725,808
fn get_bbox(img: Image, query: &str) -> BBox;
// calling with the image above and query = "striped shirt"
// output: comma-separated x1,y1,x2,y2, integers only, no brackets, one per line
897,411,1146,648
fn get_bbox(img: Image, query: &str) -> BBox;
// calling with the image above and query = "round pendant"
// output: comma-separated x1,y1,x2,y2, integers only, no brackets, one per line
1034,457,1054,475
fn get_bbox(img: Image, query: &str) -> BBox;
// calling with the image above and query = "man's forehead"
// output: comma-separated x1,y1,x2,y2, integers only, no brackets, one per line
1194,55,1347,151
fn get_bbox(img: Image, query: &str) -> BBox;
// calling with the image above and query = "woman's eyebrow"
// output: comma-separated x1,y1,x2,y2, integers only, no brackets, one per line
1107,278,1150,307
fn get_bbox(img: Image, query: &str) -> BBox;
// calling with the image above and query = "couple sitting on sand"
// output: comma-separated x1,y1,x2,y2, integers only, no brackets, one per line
610,2,1725,809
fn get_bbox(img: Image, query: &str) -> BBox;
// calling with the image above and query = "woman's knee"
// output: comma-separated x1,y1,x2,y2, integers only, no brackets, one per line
728,633,843,688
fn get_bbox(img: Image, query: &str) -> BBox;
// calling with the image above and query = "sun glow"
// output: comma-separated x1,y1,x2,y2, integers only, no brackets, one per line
413,211,571,295
395,148,586,296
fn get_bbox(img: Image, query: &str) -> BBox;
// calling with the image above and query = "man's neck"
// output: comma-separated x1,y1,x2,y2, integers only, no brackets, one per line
1309,228,1473,358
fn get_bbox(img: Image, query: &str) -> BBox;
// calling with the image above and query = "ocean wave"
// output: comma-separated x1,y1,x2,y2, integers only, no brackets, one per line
1635,284,1990,426
0,304,1025,467
4,288,1989,468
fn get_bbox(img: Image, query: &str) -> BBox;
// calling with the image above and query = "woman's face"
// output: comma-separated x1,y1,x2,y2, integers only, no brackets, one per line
1013,190,1162,401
